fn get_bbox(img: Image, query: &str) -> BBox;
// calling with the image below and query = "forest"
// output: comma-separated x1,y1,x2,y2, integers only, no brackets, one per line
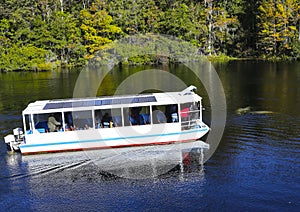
0,0,299,71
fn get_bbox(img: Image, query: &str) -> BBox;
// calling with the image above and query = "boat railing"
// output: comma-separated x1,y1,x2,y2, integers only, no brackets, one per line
180,109,201,130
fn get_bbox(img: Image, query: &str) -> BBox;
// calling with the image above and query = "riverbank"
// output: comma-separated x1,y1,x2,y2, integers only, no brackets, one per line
1,54,299,72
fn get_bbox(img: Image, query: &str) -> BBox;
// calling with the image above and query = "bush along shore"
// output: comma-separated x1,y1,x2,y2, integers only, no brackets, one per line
1,0,299,72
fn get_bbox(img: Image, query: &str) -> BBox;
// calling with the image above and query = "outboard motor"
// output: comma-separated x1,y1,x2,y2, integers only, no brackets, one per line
4,134,15,151
3,128,24,152
13,128,24,141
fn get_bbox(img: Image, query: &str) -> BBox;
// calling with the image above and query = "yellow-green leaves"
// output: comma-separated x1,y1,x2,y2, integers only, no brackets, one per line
80,0,122,59
257,0,299,57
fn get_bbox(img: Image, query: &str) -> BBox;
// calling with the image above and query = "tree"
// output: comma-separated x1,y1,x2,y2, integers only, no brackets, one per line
49,11,85,65
0,44,52,71
204,0,239,55
238,0,259,56
80,0,122,59
0,19,11,54
159,3,197,39
107,0,161,34
257,0,299,58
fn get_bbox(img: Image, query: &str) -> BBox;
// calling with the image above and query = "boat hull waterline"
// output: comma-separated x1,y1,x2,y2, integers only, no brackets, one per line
20,126,209,154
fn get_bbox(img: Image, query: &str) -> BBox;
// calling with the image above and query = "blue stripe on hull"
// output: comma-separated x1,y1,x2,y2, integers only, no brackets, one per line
20,128,209,149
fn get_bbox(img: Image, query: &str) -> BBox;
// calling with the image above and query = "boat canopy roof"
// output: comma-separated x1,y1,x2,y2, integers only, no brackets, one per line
22,86,202,115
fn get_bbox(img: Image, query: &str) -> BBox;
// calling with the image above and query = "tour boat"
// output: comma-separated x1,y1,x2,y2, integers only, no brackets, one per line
3,86,209,155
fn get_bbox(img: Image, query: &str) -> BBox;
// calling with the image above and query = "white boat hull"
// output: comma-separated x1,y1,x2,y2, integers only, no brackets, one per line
19,124,209,154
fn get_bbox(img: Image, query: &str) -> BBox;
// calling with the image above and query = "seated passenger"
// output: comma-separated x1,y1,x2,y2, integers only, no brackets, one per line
94,110,103,128
171,113,178,122
129,114,145,125
48,114,61,132
166,105,178,123
96,122,102,129
65,124,71,131
130,107,146,125
84,124,91,130
101,113,114,128
152,106,166,124
141,114,151,124
180,107,190,122
66,112,73,126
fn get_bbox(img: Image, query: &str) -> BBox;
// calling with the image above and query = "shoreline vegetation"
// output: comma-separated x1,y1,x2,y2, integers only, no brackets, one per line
1,0,299,72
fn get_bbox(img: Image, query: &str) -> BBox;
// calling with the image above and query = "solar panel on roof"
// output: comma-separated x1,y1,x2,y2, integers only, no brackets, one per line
43,102,64,109
43,96,157,110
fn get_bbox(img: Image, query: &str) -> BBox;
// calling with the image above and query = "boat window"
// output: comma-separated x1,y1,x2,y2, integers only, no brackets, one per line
24,114,33,134
165,104,179,123
94,108,122,128
72,110,93,130
152,104,178,124
180,102,200,130
33,113,48,133
124,106,151,126
63,112,74,131
33,113,62,133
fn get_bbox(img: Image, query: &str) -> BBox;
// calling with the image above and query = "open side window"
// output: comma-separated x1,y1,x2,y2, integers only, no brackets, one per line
124,106,151,126
72,110,93,130
94,108,122,128
152,104,178,124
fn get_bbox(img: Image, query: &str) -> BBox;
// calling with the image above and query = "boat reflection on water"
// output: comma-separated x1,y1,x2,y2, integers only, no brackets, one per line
4,141,208,180
86,140,208,179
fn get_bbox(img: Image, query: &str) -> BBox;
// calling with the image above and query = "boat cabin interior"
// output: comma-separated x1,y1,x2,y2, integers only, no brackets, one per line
24,101,201,134
22,88,203,135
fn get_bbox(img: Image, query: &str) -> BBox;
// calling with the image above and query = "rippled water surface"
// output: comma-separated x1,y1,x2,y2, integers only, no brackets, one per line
0,61,299,211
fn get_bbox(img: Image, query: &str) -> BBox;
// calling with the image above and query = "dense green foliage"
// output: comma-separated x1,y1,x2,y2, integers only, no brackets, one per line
0,0,299,71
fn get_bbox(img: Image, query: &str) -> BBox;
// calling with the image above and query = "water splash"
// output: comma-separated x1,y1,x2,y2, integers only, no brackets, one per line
87,141,209,179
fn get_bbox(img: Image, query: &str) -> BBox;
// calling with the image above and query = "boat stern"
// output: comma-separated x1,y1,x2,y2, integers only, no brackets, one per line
3,128,25,152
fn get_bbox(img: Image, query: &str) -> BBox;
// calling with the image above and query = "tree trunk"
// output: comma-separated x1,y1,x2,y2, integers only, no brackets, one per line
207,0,213,55
298,21,300,42
59,0,64,12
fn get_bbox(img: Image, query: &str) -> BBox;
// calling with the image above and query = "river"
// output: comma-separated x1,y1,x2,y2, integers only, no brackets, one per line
0,61,299,211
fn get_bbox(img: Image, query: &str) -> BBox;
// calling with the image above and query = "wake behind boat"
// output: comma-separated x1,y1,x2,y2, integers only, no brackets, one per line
3,86,209,155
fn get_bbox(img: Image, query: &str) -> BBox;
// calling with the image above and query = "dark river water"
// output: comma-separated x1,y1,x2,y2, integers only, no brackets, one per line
0,61,299,211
